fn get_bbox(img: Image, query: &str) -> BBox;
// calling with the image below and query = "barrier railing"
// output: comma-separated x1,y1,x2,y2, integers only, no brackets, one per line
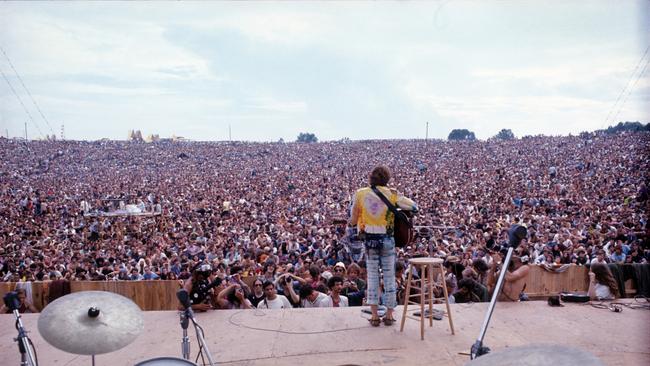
0,264,642,312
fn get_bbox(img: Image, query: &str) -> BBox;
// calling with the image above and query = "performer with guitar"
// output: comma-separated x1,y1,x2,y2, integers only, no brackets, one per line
348,166,418,327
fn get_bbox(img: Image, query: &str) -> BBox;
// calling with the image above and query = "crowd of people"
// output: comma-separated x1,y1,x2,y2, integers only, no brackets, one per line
0,131,648,311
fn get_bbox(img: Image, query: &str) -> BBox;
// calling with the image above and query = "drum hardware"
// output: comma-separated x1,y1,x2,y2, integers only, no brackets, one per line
37,291,144,366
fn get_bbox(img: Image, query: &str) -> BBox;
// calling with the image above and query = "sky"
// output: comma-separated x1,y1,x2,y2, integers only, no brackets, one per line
0,1,649,142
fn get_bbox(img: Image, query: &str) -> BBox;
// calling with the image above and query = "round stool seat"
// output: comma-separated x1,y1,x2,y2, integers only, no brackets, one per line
408,257,443,265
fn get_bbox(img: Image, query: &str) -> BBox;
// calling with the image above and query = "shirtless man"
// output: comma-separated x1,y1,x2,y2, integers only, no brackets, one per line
495,256,530,302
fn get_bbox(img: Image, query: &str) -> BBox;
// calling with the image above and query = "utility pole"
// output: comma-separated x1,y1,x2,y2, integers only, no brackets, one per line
24,121,27,141
228,124,232,142
60,123,65,140
425,121,429,143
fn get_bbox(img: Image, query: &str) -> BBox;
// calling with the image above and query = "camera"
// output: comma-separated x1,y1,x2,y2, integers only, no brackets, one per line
285,276,292,284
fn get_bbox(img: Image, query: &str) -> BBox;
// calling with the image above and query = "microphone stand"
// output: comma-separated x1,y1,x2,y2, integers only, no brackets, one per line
177,294,215,366
179,308,191,361
470,246,514,359
12,309,37,366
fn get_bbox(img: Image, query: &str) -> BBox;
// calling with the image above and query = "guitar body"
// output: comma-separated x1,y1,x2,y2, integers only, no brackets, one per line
394,210,414,248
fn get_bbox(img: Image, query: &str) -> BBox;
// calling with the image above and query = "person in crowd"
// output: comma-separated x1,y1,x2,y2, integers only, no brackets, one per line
588,263,619,300
349,166,418,327
217,282,252,309
299,284,328,308
320,275,349,307
182,264,221,311
340,262,366,306
275,273,301,306
248,278,266,308
591,249,609,265
493,255,530,302
453,278,489,303
0,289,38,313
257,280,292,309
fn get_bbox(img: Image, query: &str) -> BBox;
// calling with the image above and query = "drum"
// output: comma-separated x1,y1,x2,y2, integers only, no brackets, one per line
135,357,198,366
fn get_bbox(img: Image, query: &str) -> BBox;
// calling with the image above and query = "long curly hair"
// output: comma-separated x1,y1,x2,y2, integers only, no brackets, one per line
591,263,619,296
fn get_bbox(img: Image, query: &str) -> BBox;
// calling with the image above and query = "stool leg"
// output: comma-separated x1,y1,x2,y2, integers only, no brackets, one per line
419,264,425,340
438,265,455,335
428,263,434,327
400,264,413,332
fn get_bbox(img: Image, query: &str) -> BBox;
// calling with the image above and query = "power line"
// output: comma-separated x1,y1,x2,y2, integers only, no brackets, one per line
0,45,55,135
601,45,649,128
610,55,650,126
0,67,44,139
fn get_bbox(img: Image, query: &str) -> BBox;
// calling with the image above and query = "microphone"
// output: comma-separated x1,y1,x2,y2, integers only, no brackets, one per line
507,224,527,248
176,289,192,310
3,292,20,312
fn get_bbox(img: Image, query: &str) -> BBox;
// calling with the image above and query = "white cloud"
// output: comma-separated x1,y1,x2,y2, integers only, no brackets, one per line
2,11,215,82
246,97,308,113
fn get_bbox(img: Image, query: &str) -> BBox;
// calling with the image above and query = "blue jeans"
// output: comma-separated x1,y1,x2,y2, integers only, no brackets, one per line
365,236,397,309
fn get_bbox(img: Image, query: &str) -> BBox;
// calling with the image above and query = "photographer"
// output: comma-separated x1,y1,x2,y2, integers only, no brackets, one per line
340,263,366,306
181,263,222,311
216,283,252,309
275,272,302,306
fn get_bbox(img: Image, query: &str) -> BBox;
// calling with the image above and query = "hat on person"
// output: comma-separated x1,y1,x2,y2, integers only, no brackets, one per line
334,262,346,270
321,271,333,281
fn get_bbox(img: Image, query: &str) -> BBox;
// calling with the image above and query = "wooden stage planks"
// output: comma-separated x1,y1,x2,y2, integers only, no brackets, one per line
0,300,647,366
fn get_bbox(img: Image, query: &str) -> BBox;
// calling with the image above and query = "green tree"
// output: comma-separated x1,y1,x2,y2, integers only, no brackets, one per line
296,132,318,143
602,121,649,134
448,129,476,141
494,129,515,140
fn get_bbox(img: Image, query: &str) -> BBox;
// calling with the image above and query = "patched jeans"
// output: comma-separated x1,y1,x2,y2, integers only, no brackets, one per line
365,236,397,309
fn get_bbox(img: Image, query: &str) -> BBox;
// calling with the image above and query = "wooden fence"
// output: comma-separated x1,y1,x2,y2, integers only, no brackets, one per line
0,265,641,312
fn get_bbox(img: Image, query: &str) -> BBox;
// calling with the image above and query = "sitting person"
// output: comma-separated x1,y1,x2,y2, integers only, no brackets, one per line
320,276,349,307
493,255,530,302
588,263,619,300
299,284,328,308
257,280,293,309
454,278,489,303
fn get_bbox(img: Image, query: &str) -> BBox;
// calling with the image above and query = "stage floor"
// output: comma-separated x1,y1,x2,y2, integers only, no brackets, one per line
0,300,648,366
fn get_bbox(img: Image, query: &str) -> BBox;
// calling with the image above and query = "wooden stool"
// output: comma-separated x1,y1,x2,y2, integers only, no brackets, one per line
399,257,455,340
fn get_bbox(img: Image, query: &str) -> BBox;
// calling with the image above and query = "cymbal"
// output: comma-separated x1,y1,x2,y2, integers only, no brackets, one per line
466,344,604,366
38,291,144,355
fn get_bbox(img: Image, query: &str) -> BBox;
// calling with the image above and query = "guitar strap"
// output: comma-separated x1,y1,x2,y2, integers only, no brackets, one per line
370,186,399,217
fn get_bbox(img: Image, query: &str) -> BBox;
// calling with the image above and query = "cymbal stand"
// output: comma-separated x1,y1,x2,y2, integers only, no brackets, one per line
12,310,37,366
